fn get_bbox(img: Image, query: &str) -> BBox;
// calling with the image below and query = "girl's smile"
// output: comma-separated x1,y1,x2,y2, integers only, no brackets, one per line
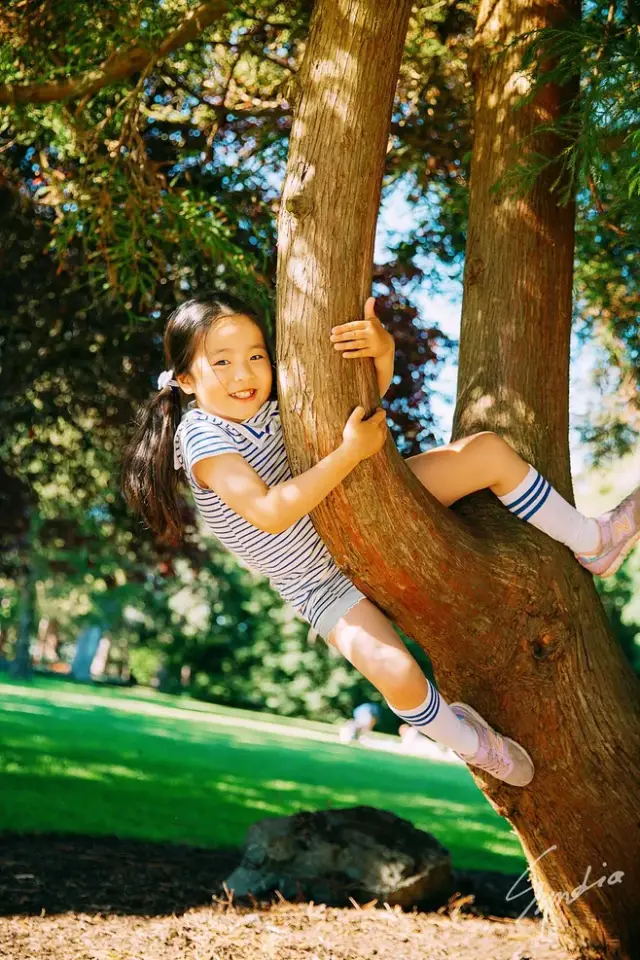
230,389,258,401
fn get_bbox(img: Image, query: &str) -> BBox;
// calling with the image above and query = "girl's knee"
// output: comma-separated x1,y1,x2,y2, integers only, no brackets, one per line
467,431,513,473
470,430,504,454
328,605,415,679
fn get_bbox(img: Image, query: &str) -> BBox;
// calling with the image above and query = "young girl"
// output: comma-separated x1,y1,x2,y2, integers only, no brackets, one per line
122,293,640,788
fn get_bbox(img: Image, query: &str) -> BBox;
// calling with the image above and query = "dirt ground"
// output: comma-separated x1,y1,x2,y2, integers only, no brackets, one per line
0,833,573,960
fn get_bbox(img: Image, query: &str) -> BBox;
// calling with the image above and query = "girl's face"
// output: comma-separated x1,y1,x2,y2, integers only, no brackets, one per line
178,314,273,422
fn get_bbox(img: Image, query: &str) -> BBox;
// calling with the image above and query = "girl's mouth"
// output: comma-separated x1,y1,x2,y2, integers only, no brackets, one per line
231,389,257,401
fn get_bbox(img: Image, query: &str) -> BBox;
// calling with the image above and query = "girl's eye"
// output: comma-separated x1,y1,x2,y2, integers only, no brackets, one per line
213,354,266,366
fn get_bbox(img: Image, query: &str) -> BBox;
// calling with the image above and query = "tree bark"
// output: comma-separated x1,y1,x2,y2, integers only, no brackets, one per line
9,508,41,680
276,0,640,957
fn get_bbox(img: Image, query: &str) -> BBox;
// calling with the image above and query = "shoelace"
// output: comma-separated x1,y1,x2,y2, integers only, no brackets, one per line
476,727,513,777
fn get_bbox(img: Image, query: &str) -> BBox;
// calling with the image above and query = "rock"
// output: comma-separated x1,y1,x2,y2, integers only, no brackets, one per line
223,806,452,908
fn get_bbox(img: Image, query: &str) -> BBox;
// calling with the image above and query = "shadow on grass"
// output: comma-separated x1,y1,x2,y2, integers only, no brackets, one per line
0,684,528,879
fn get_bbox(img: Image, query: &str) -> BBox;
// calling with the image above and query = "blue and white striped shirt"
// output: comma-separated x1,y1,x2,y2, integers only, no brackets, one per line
173,398,339,609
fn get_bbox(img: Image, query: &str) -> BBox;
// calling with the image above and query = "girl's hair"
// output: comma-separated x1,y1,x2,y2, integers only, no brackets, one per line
121,292,276,545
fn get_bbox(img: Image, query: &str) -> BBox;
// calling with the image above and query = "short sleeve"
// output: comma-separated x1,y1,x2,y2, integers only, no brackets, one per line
175,416,238,489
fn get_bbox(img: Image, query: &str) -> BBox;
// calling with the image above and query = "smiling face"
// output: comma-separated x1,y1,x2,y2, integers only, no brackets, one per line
177,314,273,422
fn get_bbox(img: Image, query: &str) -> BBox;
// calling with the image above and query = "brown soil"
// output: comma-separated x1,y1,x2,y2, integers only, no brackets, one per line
0,833,572,959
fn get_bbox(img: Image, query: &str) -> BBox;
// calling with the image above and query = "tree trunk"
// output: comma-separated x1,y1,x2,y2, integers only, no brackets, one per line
276,1,640,957
9,566,36,679
71,624,104,682
9,508,41,679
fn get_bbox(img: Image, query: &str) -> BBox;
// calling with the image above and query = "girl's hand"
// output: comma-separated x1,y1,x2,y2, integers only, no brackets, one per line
330,297,394,360
341,405,388,462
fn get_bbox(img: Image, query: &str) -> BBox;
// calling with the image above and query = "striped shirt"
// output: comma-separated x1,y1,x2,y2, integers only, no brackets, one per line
173,398,341,611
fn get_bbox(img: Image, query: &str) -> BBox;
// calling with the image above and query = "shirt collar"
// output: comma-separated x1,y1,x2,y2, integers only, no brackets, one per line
184,397,280,448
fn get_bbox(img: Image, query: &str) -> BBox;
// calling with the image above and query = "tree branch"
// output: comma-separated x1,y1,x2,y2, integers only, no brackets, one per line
0,0,228,106
586,173,628,238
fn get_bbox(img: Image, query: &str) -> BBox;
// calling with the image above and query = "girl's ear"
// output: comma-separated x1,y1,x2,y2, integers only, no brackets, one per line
176,374,195,395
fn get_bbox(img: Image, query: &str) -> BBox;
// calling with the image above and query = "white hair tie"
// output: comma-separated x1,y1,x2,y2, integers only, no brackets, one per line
158,369,179,390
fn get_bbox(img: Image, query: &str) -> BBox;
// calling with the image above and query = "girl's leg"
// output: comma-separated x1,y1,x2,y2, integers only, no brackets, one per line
327,597,536,787
405,431,528,506
405,431,602,555
327,597,479,756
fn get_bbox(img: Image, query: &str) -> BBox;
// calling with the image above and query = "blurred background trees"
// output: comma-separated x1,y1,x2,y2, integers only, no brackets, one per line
0,0,637,718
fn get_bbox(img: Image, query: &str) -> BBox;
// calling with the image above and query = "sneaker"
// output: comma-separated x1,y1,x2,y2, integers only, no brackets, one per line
450,702,534,787
574,484,640,579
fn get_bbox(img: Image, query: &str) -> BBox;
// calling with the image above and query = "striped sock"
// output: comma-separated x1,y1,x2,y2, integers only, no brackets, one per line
387,680,480,756
498,464,601,555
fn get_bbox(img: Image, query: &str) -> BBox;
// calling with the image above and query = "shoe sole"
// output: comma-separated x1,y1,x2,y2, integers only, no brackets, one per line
450,701,534,787
598,527,640,579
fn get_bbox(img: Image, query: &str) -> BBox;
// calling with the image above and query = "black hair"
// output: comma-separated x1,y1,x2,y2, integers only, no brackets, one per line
121,292,276,544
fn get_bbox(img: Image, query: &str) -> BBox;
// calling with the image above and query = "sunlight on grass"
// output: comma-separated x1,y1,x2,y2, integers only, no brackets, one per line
0,678,527,873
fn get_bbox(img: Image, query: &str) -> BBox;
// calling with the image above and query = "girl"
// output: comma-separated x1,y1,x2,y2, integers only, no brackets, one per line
122,293,640,788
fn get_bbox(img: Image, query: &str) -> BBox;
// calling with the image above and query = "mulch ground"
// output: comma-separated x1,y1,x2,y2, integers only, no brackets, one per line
0,833,572,959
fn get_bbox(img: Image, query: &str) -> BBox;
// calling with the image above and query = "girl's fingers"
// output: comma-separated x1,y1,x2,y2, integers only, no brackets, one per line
334,340,370,353
332,321,367,334
331,327,369,340
334,338,369,348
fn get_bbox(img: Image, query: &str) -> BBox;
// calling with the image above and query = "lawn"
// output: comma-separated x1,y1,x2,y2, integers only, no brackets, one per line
0,676,527,873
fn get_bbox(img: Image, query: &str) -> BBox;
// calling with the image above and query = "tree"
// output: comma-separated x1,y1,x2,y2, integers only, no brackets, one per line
2,5,639,946
276,0,640,956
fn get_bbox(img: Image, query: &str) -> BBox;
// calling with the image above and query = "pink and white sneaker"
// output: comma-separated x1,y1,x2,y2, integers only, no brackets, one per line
575,484,640,579
450,702,534,787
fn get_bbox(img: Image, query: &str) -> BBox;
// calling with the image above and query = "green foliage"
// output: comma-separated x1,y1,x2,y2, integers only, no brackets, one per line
0,1,291,317
596,559,640,674
513,10,640,208
0,0,454,717
1,0,638,727
577,459,640,672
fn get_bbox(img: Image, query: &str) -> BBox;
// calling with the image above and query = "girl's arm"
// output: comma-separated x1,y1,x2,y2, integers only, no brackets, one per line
193,407,386,535
373,345,395,398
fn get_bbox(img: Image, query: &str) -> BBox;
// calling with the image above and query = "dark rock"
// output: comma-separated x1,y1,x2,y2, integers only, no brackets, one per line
223,806,452,908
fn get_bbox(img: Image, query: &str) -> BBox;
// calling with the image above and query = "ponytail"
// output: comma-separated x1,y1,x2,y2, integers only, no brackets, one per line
121,382,185,545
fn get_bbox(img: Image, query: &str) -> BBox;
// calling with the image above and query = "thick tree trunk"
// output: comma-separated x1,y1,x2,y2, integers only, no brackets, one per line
276,0,640,957
449,0,640,955
453,0,576,491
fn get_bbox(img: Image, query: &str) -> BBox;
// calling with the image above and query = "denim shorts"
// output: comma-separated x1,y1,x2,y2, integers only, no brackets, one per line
297,565,368,642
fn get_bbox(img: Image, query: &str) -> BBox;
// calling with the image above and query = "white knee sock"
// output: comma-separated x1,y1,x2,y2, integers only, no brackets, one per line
387,681,480,757
497,464,601,555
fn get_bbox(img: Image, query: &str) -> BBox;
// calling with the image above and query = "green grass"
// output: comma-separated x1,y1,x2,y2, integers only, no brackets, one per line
0,676,527,873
